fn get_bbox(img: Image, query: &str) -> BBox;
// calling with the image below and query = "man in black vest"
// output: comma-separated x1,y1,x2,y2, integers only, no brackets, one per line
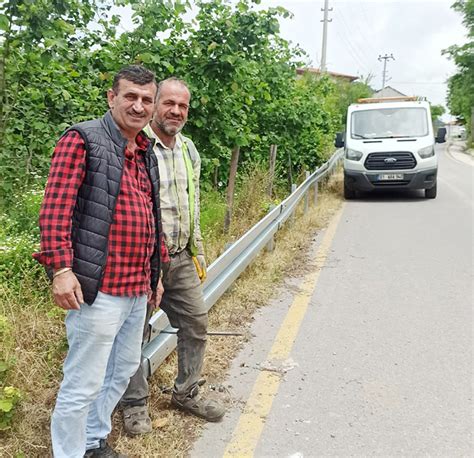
34,65,165,458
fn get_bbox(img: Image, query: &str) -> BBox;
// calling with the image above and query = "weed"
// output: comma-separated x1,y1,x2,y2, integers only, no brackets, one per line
0,386,21,431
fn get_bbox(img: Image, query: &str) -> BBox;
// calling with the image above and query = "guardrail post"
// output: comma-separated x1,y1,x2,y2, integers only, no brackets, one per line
290,183,297,223
265,204,276,252
304,171,310,213
268,144,277,198
314,180,319,206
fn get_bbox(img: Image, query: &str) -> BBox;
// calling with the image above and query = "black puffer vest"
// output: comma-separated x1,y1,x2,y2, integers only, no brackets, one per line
64,111,162,305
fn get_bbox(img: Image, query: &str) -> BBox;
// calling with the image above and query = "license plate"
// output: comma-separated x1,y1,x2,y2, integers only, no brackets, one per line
378,173,403,180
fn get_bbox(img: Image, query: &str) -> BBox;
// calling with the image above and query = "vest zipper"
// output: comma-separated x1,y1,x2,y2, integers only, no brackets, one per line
97,145,127,291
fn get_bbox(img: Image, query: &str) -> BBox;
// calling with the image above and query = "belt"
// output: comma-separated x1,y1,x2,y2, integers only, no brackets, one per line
169,248,188,257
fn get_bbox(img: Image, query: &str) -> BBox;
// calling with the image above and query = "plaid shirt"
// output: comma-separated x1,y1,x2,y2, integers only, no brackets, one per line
146,129,203,255
34,130,168,297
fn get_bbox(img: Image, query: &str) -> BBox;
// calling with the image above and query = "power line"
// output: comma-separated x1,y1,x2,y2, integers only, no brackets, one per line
332,8,372,74
345,2,378,65
391,81,446,85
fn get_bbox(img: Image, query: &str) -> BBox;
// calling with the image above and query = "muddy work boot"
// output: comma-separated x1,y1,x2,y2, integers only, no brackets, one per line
122,405,152,436
171,385,225,422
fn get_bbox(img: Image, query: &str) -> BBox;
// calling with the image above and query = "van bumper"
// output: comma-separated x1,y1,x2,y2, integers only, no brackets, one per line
344,168,437,191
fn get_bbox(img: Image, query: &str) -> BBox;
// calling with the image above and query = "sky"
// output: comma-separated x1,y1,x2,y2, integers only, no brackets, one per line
258,0,467,119
116,0,468,120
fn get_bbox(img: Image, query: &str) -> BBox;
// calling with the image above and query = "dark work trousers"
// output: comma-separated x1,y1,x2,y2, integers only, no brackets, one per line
121,249,208,407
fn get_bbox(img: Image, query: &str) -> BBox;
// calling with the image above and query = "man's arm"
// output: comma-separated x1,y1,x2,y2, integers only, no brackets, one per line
33,130,86,309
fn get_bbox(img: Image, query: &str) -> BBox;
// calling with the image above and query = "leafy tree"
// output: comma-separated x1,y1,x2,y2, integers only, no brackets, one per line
430,104,446,122
444,0,474,133
325,78,373,129
0,0,117,202
0,0,374,203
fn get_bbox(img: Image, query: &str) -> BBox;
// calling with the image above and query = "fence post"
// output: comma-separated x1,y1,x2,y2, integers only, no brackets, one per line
268,144,277,198
304,171,310,213
290,183,297,223
287,151,293,189
213,165,219,189
314,180,319,206
224,146,240,233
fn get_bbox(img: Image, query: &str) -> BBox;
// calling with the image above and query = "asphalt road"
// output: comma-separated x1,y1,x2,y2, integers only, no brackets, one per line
192,143,473,457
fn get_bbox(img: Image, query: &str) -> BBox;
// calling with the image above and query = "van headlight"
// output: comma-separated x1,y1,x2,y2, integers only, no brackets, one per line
345,148,363,161
418,146,435,158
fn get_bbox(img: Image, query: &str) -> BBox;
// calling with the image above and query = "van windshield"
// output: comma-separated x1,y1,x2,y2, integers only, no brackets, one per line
351,107,429,139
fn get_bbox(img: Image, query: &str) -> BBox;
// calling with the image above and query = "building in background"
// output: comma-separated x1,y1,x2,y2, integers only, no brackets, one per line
296,67,358,83
372,86,406,98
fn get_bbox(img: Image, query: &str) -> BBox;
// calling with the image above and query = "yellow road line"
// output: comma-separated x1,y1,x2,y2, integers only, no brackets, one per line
223,204,345,458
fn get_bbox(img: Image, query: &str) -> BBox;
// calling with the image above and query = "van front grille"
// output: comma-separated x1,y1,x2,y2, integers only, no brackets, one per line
364,152,417,170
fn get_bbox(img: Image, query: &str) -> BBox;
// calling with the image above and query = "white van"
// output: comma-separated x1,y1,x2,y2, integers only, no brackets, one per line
335,97,446,199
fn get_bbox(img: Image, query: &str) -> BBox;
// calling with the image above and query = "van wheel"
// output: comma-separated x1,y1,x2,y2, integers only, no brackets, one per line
425,182,437,199
344,180,356,199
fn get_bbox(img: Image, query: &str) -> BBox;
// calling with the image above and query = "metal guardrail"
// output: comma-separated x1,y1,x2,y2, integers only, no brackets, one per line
142,149,344,376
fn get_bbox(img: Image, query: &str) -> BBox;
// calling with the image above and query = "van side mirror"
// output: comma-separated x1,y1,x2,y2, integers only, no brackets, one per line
335,132,345,148
435,127,446,144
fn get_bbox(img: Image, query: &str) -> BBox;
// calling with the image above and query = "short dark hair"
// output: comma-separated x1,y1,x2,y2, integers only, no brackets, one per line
157,77,191,101
112,65,157,93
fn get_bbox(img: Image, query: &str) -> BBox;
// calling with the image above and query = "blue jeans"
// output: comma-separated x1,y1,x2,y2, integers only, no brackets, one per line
51,292,147,457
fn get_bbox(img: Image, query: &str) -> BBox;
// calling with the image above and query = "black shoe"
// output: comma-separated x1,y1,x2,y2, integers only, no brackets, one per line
84,439,127,458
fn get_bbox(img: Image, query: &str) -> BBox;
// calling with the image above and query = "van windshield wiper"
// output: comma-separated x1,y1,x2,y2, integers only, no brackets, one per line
352,133,369,139
373,135,410,139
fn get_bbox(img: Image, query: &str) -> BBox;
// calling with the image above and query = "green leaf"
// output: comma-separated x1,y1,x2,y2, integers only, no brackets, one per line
0,14,9,32
163,61,175,73
0,399,13,412
40,52,52,65
137,53,154,64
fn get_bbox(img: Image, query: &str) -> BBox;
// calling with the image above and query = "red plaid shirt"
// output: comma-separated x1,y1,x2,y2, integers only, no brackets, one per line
34,130,169,297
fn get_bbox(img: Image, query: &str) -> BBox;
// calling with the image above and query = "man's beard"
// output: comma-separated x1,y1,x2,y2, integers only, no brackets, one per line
158,118,184,136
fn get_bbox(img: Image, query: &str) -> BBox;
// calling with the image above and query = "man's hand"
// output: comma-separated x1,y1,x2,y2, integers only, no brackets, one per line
148,278,164,309
52,271,84,310
194,254,207,282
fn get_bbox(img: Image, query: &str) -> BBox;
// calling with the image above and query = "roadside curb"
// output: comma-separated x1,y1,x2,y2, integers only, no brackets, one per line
447,141,474,166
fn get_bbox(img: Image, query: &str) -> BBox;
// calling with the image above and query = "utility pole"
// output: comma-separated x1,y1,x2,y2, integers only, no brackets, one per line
320,0,333,72
378,53,394,89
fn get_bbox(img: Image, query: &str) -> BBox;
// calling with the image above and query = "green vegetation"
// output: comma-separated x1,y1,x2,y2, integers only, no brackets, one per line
0,0,369,201
430,104,446,123
444,0,474,138
0,314,21,431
